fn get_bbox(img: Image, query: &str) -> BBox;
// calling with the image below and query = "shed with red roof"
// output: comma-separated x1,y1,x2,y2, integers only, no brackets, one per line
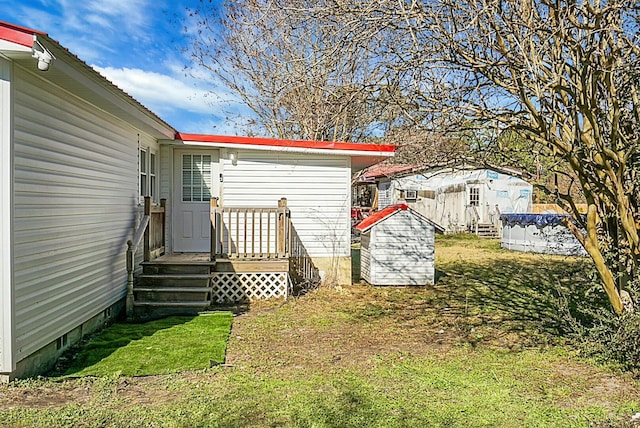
356,205,444,286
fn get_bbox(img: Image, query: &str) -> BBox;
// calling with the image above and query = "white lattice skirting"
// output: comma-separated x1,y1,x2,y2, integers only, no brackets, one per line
212,272,291,303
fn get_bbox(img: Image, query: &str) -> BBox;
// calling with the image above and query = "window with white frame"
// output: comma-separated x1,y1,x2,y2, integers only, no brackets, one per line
149,152,157,201
405,190,417,201
469,187,480,206
139,147,157,202
182,154,212,202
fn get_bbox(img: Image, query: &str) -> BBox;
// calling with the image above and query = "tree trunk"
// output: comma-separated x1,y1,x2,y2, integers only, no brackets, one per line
566,205,624,314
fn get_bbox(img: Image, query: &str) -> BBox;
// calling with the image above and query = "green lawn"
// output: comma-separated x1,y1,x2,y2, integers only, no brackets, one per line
0,235,638,428
63,313,232,377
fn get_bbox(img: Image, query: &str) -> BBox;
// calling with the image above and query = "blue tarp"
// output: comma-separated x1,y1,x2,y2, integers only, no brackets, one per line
500,213,570,227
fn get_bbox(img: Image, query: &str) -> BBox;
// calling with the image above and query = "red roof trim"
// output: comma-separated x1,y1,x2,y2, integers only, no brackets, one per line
0,21,46,48
176,133,395,153
355,203,445,233
360,163,419,180
355,204,409,231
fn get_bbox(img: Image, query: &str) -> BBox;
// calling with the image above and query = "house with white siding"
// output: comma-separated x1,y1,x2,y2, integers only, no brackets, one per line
0,21,394,381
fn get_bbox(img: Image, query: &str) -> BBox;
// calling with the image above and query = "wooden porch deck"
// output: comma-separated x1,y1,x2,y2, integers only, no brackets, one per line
126,198,319,319
151,253,212,263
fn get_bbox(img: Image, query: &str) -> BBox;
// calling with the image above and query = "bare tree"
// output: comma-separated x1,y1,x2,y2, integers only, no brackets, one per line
362,0,639,313
186,0,405,141
186,0,640,313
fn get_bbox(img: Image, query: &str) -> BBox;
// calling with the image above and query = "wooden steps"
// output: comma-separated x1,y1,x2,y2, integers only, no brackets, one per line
133,301,212,308
132,254,215,318
473,223,500,239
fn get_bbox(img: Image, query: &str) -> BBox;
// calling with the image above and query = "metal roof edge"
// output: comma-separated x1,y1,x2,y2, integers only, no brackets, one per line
0,21,45,48
175,133,396,154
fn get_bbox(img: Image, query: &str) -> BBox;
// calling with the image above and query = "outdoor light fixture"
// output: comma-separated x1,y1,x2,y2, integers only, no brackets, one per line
229,151,238,166
32,40,55,72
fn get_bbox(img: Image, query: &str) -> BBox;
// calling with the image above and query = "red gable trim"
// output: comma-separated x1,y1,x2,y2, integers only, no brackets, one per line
355,204,409,231
0,21,46,48
176,133,395,153
355,203,445,233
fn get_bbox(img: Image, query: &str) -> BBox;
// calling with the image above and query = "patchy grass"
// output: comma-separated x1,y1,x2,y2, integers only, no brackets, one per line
63,313,232,377
0,235,638,427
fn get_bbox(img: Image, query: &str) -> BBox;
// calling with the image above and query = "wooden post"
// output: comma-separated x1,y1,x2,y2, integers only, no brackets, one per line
160,198,167,253
210,197,218,261
126,240,134,318
143,196,151,262
277,198,287,257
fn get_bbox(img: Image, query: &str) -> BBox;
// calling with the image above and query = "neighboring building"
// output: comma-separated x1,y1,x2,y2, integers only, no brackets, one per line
357,165,532,234
0,21,394,381
356,204,444,286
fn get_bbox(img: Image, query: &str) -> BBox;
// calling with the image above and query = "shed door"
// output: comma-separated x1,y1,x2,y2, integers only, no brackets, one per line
173,150,219,252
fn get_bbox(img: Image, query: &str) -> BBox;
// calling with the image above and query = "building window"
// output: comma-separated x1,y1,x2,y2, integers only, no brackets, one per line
182,154,212,202
405,190,417,201
469,187,480,206
139,148,148,197
150,152,157,201
139,148,157,202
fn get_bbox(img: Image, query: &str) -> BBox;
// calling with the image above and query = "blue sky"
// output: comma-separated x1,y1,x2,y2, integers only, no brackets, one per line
1,0,251,134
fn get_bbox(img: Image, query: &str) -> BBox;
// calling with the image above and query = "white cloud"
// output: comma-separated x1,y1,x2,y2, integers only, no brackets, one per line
61,0,152,35
5,0,254,133
93,65,216,114
92,65,255,133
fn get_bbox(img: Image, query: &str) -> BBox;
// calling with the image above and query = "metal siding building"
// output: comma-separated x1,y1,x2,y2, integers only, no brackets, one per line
357,205,442,286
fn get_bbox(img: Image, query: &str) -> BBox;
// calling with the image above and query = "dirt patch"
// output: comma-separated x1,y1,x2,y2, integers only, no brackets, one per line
0,380,92,410
226,285,457,373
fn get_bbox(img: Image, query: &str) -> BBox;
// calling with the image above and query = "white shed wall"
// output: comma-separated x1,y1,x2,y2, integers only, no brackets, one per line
359,233,371,283
367,211,436,285
221,150,351,258
11,66,157,363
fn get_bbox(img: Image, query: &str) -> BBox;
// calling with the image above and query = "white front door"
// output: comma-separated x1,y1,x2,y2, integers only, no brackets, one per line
173,149,219,252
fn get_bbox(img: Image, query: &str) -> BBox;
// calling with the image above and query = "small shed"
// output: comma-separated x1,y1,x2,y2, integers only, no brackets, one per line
355,204,445,286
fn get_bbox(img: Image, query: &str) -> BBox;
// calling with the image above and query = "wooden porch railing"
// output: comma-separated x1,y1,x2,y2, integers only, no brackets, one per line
126,197,166,316
210,197,291,260
465,204,480,234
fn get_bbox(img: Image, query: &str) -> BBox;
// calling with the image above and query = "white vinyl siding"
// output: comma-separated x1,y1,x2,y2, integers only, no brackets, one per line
11,66,159,363
221,150,351,258
0,57,13,373
378,181,392,209
359,234,371,283
159,144,172,200
361,210,436,286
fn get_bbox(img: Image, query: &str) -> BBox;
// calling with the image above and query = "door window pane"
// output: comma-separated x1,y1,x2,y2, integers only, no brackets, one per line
469,187,480,206
182,154,212,202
